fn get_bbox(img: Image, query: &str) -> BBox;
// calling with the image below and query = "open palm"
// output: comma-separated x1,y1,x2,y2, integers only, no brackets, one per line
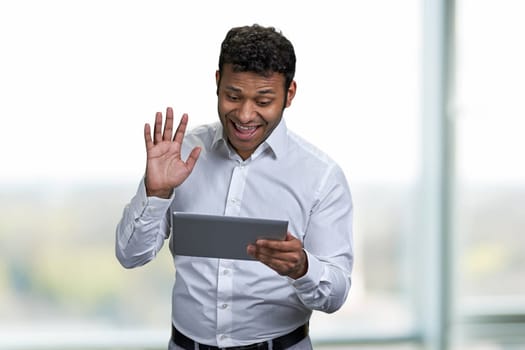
144,107,201,198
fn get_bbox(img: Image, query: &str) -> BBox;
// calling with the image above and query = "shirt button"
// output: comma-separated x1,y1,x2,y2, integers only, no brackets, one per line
220,334,228,340
220,303,228,309
223,269,230,275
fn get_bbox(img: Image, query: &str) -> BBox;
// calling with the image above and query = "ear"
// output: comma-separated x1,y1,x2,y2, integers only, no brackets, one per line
215,70,221,86
285,80,297,108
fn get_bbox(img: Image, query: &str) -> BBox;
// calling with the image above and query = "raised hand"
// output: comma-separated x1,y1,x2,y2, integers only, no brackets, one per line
144,107,201,198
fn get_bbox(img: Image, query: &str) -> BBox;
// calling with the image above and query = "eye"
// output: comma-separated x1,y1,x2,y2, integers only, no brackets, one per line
226,94,240,102
257,100,272,107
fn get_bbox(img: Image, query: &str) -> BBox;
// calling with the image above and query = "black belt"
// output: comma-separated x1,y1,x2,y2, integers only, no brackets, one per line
171,323,309,350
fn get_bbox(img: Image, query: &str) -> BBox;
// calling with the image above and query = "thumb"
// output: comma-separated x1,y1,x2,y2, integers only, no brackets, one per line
185,147,202,172
284,232,296,241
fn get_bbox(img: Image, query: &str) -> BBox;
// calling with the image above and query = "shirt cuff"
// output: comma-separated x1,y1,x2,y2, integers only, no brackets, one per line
129,179,175,219
287,250,323,292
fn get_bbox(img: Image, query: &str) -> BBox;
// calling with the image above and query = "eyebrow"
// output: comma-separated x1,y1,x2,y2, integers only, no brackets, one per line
225,85,276,95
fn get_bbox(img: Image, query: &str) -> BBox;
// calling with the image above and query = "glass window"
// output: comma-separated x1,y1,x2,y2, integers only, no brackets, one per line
294,0,422,342
453,0,525,347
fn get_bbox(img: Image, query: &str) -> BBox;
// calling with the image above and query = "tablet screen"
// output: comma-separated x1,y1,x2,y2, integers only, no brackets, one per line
172,212,288,260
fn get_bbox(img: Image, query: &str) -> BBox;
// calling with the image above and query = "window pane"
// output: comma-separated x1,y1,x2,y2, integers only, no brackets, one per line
455,0,525,320
299,0,422,340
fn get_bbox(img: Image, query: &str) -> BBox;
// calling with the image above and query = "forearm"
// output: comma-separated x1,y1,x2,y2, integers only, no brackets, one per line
115,180,172,268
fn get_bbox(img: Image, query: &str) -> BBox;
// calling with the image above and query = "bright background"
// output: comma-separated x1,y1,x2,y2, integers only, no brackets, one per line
0,0,523,349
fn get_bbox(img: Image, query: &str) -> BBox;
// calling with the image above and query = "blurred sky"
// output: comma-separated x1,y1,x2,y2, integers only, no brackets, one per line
0,0,420,185
0,0,523,185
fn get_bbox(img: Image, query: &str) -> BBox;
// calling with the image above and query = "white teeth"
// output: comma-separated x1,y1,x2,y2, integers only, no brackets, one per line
235,123,257,130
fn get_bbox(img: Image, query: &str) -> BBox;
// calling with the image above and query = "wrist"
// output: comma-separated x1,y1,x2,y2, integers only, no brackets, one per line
145,188,173,199
289,250,308,280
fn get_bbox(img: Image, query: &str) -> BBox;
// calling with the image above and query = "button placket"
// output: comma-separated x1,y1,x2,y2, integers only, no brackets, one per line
217,161,248,347
216,259,233,346
224,162,248,216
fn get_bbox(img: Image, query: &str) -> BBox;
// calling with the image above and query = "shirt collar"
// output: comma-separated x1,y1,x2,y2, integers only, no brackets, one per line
211,122,225,149
211,119,288,160
262,118,288,159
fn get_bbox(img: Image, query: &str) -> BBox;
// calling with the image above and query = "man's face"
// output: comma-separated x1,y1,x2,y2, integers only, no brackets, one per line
216,64,296,160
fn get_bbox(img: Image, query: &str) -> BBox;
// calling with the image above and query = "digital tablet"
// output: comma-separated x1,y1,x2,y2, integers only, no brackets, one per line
172,212,288,260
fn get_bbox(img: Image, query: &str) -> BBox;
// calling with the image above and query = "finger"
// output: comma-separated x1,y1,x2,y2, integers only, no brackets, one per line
252,240,295,261
173,113,189,144
262,246,298,261
257,235,299,253
144,123,153,150
246,244,256,258
163,107,174,141
257,247,306,277
255,252,297,276
185,147,202,172
153,111,163,144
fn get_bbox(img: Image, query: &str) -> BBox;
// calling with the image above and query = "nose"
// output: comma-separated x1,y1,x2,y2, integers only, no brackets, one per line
237,100,256,123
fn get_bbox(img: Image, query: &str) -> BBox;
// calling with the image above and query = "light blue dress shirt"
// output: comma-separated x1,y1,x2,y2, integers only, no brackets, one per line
116,119,353,347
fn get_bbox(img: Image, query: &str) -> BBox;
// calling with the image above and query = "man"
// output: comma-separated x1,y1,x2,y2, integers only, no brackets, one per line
116,24,353,350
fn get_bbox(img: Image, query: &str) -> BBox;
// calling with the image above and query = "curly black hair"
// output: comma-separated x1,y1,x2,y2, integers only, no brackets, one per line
218,24,296,89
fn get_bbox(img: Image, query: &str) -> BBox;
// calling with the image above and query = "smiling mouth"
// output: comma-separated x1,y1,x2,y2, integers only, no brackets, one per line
234,122,258,132
231,121,261,139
